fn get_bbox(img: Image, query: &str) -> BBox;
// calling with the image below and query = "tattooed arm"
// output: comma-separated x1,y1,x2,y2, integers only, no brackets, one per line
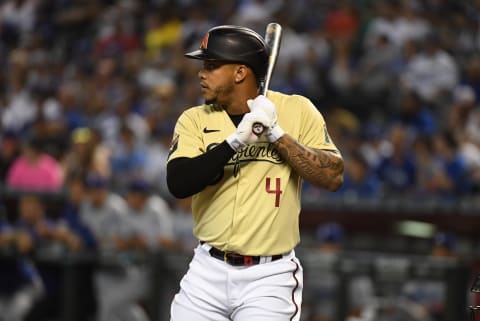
273,134,344,191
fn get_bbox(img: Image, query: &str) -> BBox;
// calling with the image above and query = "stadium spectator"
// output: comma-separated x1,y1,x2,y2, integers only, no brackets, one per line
78,173,126,251
306,223,377,321
0,130,21,182
6,137,64,192
0,212,43,321
461,56,480,105
94,19,140,58
336,152,382,200
77,173,146,321
62,127,111,181
13,194,79,321
355,33,398,107
121,178,175,250
400,33,459,105
394,1,431,48
395,90,437,138
231,0,277,29
143,11,182,61
444,85,480,192
447,85,477,135
375,124,417,196
54,83,88,131
0,0,38,48
431,130,471,197
92,179,178,320
362,0,401,50
401,232,460,321
324,0,358,43
324,35,357,101
94,178,177,321
412,136,443,199
0,1,480,318
1,49,37,133
143,123,173,200
305,222,345,321
170,197,196,251
60,173,96,250
358,124,392,170
109,125,147,191
26,92,69,161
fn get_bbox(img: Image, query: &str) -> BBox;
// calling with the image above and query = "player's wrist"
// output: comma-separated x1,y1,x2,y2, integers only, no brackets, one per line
226,133,246,151
267,124,284,142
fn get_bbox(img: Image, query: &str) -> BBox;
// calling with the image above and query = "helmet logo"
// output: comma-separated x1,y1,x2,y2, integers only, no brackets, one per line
200,33,209,49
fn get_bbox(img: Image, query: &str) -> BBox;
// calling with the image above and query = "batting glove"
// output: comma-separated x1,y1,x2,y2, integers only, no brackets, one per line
226,111,271,151
247,95,285,142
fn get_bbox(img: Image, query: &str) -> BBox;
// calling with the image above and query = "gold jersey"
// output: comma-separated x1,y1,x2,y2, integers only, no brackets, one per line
168,91,338,255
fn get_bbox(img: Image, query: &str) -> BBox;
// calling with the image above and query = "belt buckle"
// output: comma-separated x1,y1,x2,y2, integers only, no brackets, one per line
244,256,254,266
222,251,255,266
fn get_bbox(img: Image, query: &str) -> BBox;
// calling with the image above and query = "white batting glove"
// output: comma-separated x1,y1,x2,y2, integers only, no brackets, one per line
226,111,271,151
247,95,285,142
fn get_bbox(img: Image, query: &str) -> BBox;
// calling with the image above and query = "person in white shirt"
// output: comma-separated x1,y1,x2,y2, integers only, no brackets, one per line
79,173,149,321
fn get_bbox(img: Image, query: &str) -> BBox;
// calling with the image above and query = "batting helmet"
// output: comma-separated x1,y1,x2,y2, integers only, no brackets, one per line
185,25,269,83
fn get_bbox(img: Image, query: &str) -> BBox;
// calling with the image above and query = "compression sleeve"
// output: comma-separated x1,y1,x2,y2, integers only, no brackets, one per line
167,141,235,198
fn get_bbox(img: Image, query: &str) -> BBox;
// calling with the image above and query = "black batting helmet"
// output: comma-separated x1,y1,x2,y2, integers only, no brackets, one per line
185,25,269,83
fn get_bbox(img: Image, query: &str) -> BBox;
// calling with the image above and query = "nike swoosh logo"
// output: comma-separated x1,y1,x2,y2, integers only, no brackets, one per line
203,127,221,133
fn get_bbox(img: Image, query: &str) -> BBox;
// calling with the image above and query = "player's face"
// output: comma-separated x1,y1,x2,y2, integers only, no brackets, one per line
198,61,236,105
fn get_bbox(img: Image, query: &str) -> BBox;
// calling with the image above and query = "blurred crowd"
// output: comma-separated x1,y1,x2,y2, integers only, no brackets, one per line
1,0,480,320
1,0,480,204
304,222,461,321
0,173,195,321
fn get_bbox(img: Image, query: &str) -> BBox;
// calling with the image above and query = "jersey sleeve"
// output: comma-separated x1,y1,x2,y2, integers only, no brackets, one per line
167,109,203,162
296,95,338,151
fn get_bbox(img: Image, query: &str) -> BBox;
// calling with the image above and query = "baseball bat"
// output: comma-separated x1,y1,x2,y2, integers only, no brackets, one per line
252,22,282,136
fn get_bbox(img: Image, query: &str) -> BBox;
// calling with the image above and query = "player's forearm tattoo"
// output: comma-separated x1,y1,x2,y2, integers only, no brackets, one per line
274,134,344,191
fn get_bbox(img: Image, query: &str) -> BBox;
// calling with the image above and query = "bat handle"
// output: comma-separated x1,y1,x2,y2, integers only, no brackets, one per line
252,122,266,136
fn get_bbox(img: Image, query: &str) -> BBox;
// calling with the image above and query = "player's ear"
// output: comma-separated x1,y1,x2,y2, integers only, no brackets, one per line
234,64,248,83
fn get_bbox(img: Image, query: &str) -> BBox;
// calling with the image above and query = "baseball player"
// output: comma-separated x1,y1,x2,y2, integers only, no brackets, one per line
167,25,344,321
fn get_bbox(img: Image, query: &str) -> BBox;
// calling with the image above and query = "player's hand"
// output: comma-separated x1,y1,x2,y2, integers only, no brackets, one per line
247,95,284,142
247,95,276,125
226,111,270,151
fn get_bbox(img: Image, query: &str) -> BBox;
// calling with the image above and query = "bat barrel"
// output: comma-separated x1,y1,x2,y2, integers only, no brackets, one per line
253,23,282,136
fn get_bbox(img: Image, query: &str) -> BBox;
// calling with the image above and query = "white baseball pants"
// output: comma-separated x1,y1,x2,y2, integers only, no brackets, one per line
170,243,303,321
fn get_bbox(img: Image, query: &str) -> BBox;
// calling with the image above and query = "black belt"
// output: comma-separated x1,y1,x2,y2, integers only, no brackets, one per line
203,243,283,266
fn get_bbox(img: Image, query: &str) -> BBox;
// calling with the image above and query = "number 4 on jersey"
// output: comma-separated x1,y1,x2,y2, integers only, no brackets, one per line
266,177,282,207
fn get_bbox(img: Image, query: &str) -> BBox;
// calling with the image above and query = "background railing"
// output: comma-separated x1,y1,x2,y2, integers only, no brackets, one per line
1,245,472,321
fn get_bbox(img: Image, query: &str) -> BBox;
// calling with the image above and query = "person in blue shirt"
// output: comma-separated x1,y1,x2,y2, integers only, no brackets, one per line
12,194,86,321
376,125,417,196
336,152,382,200
109,125,147,191
432,130,472,197
0,213,44,321
61,173,97,249
396,90,437,137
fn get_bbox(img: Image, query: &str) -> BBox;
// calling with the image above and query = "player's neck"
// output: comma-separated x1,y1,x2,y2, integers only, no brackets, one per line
224,85,259,115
